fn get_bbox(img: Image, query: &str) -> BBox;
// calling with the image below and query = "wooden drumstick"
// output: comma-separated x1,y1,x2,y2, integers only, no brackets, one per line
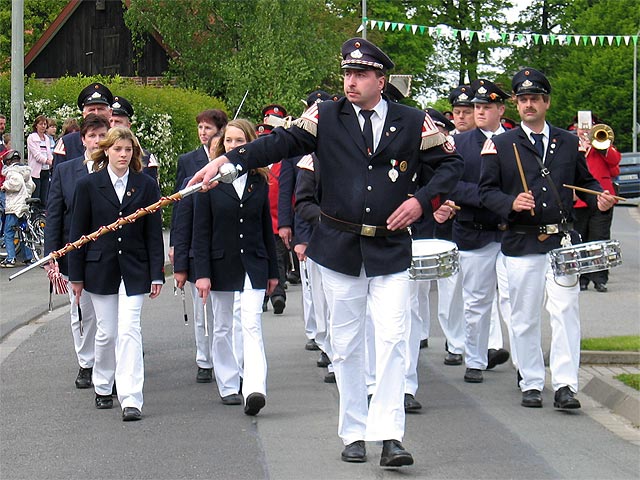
513,143,535,216
562,184,626,202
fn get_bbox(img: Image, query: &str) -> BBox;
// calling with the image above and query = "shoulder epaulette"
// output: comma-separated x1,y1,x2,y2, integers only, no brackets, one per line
420,112,446,150
291,103,319,137
480,138,497,155
296,154,315,172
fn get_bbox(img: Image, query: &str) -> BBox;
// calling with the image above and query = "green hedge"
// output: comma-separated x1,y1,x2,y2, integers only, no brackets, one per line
0,74,228,225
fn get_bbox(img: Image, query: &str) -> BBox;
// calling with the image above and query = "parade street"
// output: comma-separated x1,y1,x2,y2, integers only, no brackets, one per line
1,204,639,480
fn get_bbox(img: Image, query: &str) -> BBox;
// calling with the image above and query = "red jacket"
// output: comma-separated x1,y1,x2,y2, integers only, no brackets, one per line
268,163,280,234
574,146,621,208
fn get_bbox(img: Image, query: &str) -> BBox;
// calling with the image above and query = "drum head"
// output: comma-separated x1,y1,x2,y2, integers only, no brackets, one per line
412,239,457,256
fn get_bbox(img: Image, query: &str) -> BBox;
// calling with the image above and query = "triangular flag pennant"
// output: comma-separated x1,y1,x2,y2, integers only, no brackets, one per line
384,21,391,31
582,35,589,45
606,35,614,45
597,35,604,45
356,24,364,33
377,21,383,30
590,36,598,46
541,35,548,44
522,34,529,42
510,33,517,43
391,22,397,31
398,23,405,30
469,31,476,41
428,26,436,36
615,35,622,45
370,20,375,29
452,28,459,38
624,36,630,45
436,27,442,36
574,35,581,45
405,24,411,32
461,29,469,40
419,25,426,35
557,34,565,44
411,24,418,34
501,32,507,42
549,34,556,44
633,35,638,45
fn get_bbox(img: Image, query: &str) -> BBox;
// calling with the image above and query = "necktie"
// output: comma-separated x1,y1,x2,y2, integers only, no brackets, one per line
114,179,125,203
360,110,374,156
531,133,545,159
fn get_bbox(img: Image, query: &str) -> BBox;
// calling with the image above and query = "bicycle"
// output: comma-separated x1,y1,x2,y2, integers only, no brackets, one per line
12,198,46,261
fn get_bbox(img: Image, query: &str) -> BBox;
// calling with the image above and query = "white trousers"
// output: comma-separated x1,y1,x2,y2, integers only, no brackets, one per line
210,275,267,398
189,282,214,369
505,254,580,393
407,279,431,395
321,265,407,445
300,259,317,340
460,242,501,369
88,280,145,410
436,270,465,354
66,279,97,369
307,258,333,372
232,292,243,377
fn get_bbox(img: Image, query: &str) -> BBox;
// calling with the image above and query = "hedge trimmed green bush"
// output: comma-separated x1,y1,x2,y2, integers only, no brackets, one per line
0,73,228,225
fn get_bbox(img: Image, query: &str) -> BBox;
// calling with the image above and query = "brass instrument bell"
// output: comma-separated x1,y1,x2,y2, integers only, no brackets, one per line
589,124,614,150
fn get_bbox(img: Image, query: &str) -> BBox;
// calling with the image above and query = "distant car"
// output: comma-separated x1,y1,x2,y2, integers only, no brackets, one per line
614,152,640,199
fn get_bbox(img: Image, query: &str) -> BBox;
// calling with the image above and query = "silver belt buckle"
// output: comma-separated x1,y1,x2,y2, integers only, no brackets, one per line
360,224,376,237
545,224,559,234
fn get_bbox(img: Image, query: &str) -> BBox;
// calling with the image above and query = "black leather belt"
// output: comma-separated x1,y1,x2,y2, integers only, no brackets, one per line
456,220,507,232
320,212,407,237
510,222,573,235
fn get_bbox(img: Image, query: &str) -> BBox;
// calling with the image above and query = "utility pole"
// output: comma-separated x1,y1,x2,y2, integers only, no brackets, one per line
362,0,367,39
633,30,638,153
11,0,25,156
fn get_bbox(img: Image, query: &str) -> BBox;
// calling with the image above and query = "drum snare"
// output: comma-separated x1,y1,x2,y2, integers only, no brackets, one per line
409,239,460,280
549,239,622,277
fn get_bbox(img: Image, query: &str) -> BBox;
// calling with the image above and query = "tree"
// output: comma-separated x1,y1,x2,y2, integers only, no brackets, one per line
125,0,345,121
0,0,67,71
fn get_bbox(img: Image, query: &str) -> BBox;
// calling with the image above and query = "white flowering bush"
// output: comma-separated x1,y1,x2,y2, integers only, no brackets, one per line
1,73,228,226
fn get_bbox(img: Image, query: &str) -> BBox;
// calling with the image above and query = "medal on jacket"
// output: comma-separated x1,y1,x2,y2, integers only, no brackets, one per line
388,159,399,182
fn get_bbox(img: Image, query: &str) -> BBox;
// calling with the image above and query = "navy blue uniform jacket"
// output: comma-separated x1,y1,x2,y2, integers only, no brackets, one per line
479,124,601,256
450,128,504,251
170,146,208,245
192,172,278,292
172,176,198,283
226,98,463,277
68,168,164,295
44,155,89,275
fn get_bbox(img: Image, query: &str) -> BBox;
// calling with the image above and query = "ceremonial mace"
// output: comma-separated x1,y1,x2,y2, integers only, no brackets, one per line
9,163,239,282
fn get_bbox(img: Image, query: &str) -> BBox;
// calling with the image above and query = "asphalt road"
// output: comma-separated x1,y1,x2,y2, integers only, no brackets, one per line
1,204,639,479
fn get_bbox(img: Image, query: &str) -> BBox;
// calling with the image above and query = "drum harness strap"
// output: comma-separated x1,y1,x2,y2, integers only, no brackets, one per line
511,152,573,247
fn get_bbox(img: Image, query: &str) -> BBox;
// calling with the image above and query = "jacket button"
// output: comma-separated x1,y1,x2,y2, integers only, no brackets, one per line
118,250,122,254
240,249,244,254
239,234,243,238
239,203,243,208
365,207,371,213
239,218,244,223
119,212,122,216
117,238,122,242
367,186,372,191
542,186,547,192
542,202,547,208
368,165,373,170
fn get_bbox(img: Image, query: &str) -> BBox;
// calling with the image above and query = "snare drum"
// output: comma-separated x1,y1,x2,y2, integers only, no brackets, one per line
549,239,622,277
409,239,459,280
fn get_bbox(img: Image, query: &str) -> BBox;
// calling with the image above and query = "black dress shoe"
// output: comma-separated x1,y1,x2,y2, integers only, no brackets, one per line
262,296,269,312
271,295,286,314
324,371,336,383
487,348,510,370
122,407,142,421
196,367,213,383
404,393,422,412
594,283,608,293
111,383,117,397
444,352,463,365
341,441,366,463
554,386,581,409
521,389,543,408
305,338,320,351
244,393,266,416
317,351,331,367
419,338,429,349
380,440,414,467
464,368,483,383
95,394,113,409
75,367,92,389
221,393,243,405
579,279,589,291
517,370,522,388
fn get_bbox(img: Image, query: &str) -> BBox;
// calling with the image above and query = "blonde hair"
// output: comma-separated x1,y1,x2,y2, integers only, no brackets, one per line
90,127,143,173
215,119,269,182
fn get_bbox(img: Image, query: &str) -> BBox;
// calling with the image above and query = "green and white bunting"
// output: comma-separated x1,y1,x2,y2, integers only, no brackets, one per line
356,18,639,47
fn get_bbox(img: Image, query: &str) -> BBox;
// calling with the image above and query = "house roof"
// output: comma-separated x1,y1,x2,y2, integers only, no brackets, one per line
24,0,177,70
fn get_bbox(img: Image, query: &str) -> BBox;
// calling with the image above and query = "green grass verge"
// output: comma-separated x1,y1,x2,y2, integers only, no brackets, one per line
580,336,640,352
615,373,640,391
